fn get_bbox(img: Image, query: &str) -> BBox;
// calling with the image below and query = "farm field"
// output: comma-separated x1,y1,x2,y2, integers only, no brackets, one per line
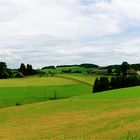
57,73,111,85
42,66,95,74
0,76,78,87
0,74,92,108
0,86,139,139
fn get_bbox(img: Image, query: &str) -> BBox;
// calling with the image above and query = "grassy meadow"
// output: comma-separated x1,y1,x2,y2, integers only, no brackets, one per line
0,75,92,108
0,86,139,139
0,72,139,139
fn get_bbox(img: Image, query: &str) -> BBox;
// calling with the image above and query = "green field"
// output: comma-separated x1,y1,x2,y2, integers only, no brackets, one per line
57,73,111,85
0,75,92,108
42,66,95,74
0,74,139,139
0,86,139,139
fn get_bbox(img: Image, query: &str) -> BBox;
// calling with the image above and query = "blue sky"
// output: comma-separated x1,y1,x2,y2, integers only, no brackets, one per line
0,0,140,68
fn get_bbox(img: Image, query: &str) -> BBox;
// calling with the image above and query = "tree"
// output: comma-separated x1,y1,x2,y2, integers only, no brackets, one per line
0,62,7,72
0,62,9,79
93,78,99,93
15,72,24,78
107,67,113,75
19,63,26,75
26,64,33,75
93,77,110,93
120,62,130,77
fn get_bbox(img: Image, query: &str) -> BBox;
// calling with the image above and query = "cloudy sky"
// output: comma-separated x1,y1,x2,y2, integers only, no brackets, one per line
0,0,140,68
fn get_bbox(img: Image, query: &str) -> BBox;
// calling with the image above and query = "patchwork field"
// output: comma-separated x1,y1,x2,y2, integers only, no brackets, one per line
0,75,92,108
0,86,139,139
0,74,139,139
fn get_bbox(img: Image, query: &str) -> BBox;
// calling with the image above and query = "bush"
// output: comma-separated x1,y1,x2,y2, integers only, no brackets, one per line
15,72,24,78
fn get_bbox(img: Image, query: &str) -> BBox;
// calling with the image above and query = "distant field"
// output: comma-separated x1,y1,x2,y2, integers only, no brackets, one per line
57,73,108,85
0,84,91,108
0,86,139,139
42,66,95,74
0,76,78,87
0,75,92,108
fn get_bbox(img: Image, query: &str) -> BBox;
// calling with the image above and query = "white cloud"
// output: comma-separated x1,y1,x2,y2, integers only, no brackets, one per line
0,0,140,68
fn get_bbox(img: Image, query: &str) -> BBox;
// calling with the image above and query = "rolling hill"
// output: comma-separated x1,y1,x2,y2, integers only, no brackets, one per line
0,86,139,139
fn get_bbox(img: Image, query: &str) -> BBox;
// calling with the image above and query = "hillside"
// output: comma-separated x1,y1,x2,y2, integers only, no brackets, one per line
0,86,140,139
0,75,92,108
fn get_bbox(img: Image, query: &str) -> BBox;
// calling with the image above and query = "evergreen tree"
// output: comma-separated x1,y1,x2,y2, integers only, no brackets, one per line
120,62,130,77
19,63,26,75
107,67,113,75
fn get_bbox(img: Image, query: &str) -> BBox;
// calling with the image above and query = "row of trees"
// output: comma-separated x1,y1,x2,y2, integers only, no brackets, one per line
18,63,36,76
93,62,140,93
0,62,37,79
93,76,140,93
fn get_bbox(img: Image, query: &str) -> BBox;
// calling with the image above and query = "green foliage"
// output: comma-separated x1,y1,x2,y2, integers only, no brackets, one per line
15,72,24,78
107,66,113,75
93,77,109,93
42,66,55,69
120,61,131,77
80,63,99,68
93,75,140,93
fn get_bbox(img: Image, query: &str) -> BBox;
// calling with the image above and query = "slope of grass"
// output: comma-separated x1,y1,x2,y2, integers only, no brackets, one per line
75,86,140,99
0,86,139,139
0,84,91,108
0,76,79,87
57,73,103,85
57,74,112,86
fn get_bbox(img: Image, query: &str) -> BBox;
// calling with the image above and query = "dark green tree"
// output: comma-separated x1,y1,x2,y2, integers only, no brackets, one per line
93,77,110,93
19,63,26,75
120,62,130,77
26,64,33,75
93,78,99,93
0,62,9,78
107,67,113,75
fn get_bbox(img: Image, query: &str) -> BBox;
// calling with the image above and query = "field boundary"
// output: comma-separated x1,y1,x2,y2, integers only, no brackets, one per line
55,75,93,87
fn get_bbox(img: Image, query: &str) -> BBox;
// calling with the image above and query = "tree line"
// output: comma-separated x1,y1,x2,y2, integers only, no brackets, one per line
0,62,37,79
93,62,140,93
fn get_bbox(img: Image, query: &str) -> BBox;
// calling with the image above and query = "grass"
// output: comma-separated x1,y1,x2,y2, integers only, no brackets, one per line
75,86,140,99
0,76,78,87
0,74,104,108
57,73,107,85
0,84,91,108
0,74,139,139
0,86,139,139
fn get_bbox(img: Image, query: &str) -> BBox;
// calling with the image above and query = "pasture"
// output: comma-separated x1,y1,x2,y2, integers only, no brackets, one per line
0,75,92,108
0,86,139,139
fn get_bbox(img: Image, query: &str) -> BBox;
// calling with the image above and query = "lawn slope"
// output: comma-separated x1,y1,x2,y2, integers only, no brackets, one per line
0,86,140,139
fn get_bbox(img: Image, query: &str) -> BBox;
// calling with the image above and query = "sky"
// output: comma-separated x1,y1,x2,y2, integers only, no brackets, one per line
0,0,140,68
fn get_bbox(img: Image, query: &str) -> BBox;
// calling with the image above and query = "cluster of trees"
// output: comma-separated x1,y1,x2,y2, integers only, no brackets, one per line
79,63,99,68
0,62,12,79
16,63,37,78
0,62,37,79
42,66,55,69
93,76,140,93
93,61,140,93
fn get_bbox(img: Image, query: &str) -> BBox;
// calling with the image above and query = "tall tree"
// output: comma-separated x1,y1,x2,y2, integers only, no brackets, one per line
107,66,113,75
120,62,130,77
0,62,7,72
19,63,26,75
26,64,33,75
0,62,8,78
